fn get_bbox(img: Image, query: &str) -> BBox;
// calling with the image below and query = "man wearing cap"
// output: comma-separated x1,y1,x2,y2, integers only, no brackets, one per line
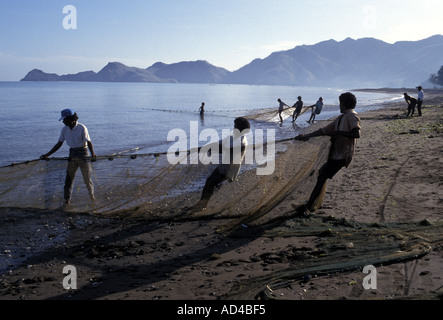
416,86,424,116
41,109,96,206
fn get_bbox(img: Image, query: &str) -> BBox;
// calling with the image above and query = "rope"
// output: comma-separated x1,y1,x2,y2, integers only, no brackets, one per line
144,104,321,115
144,107,272,113
2,104,323,169
1,135,304,169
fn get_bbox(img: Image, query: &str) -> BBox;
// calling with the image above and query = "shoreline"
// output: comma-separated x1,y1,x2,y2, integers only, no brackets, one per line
1,87,420,167
0,93,442,301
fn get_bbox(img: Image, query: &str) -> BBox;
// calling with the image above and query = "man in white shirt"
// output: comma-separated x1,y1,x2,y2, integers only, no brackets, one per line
189,117,250,212
416,86,424,116
41,109,96,206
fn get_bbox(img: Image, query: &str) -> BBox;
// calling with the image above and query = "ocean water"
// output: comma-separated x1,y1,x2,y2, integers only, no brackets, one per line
0,81,401,167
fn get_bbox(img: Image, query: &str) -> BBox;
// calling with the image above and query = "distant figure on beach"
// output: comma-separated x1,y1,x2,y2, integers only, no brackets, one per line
277,98,290,122
292,96,304,122
403,92,417,117
416,86,424,116
199,102,205,115
189,117,250,212
199,102,205,125
308,97,323,123
40,109,96,206
295,92,360,217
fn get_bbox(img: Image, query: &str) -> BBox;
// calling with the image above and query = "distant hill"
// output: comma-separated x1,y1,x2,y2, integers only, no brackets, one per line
22,69,62,81
147,60,230,83
21,35,443,87
22,62,175,83
229,35,443,87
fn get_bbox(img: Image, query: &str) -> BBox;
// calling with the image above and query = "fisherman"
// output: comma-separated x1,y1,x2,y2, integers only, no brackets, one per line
277,98,290,122
41,109,96,206
416,86,424,116
189,117,250,212
308,97,323,123
403,92,417,117
295,92,361,217
292,96,304,122
199,102,205,115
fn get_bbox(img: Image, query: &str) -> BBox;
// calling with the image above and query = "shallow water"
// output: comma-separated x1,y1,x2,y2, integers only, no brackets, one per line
0,82,401,167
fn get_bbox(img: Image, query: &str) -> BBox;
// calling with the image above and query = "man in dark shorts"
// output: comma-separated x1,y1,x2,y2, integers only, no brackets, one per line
295,92,361,216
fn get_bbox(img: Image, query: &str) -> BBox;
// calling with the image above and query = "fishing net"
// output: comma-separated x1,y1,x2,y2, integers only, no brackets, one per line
245,105,311,122
2,105,441,300
0,152,211,215
146,104,311,122
224,217,443,299
0,105,317,219
0,128,329,221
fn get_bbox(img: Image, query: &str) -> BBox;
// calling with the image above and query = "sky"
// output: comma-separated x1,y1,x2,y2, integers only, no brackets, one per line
0,0,442,81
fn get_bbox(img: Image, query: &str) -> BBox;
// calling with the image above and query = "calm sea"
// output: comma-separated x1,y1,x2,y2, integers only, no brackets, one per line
0,82,401,167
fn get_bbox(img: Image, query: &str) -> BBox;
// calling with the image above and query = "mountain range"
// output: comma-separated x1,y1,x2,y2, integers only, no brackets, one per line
21,35,443,87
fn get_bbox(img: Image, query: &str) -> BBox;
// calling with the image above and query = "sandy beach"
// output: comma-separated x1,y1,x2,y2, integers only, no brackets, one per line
1,89,442,305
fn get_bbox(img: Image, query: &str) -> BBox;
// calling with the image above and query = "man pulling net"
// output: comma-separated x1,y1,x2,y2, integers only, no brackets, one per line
40,109,96,207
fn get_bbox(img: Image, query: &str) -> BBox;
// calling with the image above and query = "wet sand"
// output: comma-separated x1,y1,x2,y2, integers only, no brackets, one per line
1,90,442,306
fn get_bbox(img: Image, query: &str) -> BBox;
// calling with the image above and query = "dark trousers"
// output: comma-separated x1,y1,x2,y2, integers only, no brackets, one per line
407,102,416,116
201,167,227,201
306,159,346,211
416,100,423,116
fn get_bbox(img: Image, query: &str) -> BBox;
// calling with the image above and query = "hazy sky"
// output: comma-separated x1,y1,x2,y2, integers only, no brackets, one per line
1,0,442,80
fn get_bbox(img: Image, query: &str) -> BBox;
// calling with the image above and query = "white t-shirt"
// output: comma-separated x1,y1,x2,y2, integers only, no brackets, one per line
59,122,91,148
218,133,248,181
